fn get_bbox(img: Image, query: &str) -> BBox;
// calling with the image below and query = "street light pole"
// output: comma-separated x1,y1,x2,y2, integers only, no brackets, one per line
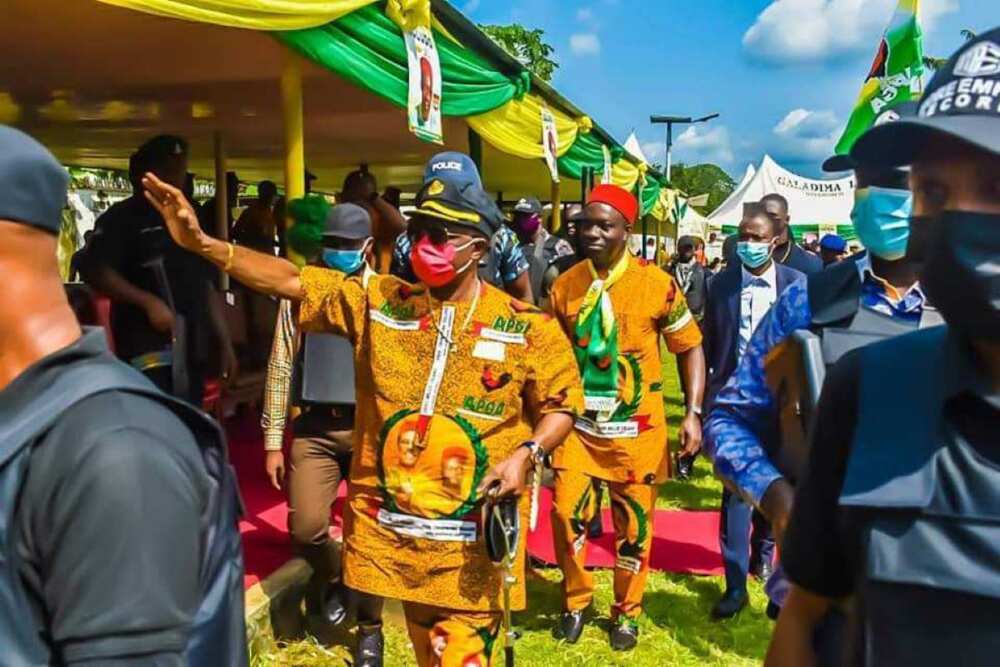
649,113,720,184
649,113,720,251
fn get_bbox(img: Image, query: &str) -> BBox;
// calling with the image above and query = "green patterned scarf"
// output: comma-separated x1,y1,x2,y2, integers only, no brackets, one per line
573,251,629,414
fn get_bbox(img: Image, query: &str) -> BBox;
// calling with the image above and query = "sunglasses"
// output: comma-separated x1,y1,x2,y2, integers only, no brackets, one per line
407,220,473,247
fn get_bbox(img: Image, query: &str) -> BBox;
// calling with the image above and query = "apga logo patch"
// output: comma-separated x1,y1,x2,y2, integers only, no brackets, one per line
954,41,1000,77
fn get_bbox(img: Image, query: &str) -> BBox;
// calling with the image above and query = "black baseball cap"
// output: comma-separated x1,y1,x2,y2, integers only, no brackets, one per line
822,102,919,172
135,134,187,167
0,125,68,235
513,196,542,215
852,27,1000,167
323,203,371,240
410,178,493,239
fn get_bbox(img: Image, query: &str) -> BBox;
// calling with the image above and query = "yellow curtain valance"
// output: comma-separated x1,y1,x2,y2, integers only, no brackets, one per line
467,93,579,161
610,159,640,192
96,0,377,31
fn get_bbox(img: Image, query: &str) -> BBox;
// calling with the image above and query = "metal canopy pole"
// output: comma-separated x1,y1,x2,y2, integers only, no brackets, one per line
213,131,229,291
281,52,306,202
550,179,562,233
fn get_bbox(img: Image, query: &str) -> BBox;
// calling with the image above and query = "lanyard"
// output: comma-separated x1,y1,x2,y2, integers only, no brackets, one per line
420,305,454,422
416,282,481,435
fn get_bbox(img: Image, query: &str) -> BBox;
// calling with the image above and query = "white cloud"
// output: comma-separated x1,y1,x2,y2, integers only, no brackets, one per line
674,125,735,165
570,33,601,56
576,7,594,22
461,0,480,14
771,108,841,160
742,0,958,66
640,141,665,164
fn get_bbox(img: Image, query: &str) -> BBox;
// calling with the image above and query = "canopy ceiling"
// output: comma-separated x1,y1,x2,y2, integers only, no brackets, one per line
4,0,582,198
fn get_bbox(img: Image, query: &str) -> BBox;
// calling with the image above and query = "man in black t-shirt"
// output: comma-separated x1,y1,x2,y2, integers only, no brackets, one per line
768,29,1000,667
82,135,236,404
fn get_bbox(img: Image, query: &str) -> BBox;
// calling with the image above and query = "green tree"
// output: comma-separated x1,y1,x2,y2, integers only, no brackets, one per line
667,163,736,214
479,23,558,82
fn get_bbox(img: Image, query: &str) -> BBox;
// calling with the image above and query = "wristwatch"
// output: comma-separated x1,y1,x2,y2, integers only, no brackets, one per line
519,440,548,468
687,405,703,416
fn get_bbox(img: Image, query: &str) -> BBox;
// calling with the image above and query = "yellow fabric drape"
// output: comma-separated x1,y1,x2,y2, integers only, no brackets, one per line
467,93,580,160
610,159,639,192
385,0,430,31
96,0,377,30
651,188,673,224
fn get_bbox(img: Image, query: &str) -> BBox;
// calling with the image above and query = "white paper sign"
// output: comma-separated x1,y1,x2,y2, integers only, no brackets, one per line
601,144,612,184
405,26,443,144
541,106,560,182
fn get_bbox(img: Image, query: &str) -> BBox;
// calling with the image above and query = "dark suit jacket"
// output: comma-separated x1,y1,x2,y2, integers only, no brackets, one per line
702,262,804,412
778,242,823,276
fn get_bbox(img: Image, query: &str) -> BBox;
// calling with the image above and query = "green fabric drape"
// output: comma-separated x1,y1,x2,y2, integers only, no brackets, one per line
275,4,522,117
639,176,664,217
557,132,622,181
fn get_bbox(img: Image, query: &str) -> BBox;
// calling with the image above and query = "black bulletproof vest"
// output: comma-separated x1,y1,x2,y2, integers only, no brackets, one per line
293,332,357,406
0,335,247,666
840,327,1000,666
766,258,941,480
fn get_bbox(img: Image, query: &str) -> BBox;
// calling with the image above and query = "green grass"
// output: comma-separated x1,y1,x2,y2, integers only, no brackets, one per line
251,353,773,665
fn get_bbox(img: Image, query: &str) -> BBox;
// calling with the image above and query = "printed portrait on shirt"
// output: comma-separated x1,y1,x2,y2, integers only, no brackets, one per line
379,410,486,519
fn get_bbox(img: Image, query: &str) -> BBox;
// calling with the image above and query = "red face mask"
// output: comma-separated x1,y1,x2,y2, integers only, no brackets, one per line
411,235,457,287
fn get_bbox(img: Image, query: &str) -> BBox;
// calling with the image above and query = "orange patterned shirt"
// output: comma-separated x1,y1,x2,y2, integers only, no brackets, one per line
298,267,583,611
548,254,702,484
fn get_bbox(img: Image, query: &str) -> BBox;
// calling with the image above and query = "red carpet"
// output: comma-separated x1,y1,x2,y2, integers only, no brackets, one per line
526,487,724,576
229,413,722,588
227,413,344,589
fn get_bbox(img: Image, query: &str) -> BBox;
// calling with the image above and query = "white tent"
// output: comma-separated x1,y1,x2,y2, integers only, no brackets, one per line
707,155,856,241
709,162,756,223
675,196,709,241
623,131,649,164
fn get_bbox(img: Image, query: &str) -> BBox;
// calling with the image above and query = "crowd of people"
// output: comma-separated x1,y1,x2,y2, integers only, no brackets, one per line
0,27,998,667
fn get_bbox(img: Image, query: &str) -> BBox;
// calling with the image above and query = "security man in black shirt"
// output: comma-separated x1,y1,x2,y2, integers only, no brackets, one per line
81,134,237,405
768,28,1000,667
0,126,247,665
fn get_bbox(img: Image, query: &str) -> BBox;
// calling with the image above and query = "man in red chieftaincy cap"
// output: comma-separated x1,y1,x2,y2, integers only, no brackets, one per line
547,184,707,651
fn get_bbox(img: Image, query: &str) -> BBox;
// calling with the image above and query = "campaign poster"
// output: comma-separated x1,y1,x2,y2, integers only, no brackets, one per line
406,26,443,144
601,144,613,184
540,106,560,182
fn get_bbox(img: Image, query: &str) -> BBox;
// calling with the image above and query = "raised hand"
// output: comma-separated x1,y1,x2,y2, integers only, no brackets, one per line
142,172,207,253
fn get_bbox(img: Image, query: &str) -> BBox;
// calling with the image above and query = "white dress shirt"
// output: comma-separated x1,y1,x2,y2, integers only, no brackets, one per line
738,262,778,359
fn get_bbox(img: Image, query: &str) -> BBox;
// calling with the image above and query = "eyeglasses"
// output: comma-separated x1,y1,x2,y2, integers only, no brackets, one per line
407,221,470,247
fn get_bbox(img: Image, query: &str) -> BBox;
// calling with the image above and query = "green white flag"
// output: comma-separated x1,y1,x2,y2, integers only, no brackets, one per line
833,0,925,156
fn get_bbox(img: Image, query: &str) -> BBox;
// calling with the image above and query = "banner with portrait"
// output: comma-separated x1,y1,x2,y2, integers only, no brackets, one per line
405,25,443,144
540,105,560,182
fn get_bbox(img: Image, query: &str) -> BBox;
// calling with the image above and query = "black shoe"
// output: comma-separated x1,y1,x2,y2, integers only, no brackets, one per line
675,454,694,481
609,618,639,651
559,610,586,644
587,513,604,539
305,580,348,626
753,559,774,582
354,626,384,667
766,601,781,620
711,588,749,620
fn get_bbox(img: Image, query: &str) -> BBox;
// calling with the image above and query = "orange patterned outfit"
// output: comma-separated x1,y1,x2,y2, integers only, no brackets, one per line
548,253,702,621
298,266,582,666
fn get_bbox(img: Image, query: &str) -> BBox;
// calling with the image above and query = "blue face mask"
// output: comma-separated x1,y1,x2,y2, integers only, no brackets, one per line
851,186,912,260
736,241,773,269
322,240,368,274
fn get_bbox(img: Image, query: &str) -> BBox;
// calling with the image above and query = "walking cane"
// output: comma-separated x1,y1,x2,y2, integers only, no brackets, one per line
485,487,521,667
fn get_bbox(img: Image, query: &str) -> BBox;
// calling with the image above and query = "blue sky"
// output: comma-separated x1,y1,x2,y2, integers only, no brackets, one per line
461,0,996,179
